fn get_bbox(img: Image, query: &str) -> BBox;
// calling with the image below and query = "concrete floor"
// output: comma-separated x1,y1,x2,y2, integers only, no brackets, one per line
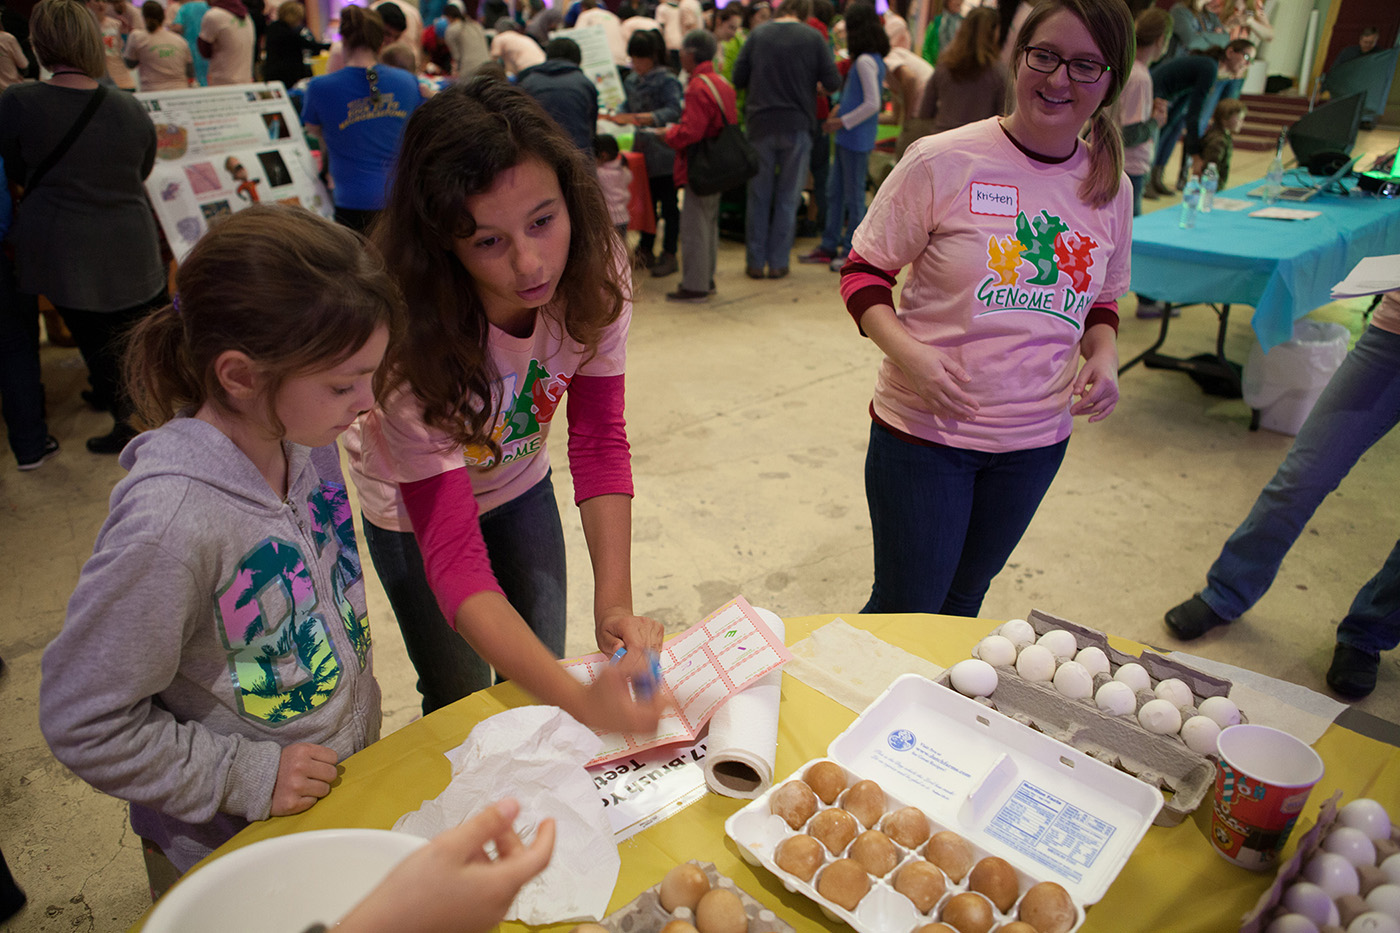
3,130,1400,931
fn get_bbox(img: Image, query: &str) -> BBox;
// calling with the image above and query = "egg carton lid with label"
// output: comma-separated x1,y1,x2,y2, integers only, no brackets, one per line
725,673,1164,932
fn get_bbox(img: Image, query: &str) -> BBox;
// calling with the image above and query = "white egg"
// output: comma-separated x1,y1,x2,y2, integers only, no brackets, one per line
1383,854,1400,886
1016,643,1056,682
1052,660,1094,699
1349,911,1400,933
1114,662,1151,692
1075,646,1111,676
1327,827,1380,869
1095,680,1137,716
1180,715,1222,755
1341,799,1395,843
1367,884,1400,920
1284,882,1343,927
1266,914,1321,933
1037,628,1079,661
997,618,1037,648
1306,852,1362,899
1199,695,1242,728
1138,698,1183,734
1154,677,1195,708
974,634,1018,668
950,658,999,698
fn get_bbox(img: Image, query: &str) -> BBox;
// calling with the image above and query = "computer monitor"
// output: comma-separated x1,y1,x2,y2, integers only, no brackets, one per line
1287,93,1366,166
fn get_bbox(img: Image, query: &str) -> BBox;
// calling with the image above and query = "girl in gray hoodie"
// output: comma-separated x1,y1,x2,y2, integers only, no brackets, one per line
40,205,401,881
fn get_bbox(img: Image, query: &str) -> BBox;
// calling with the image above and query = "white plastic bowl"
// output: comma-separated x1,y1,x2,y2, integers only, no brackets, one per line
144,828,427,933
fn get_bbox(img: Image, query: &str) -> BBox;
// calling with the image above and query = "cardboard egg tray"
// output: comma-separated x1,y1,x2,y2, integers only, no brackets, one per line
944,609,1244,827
593,860,794,933
726,674,1163,933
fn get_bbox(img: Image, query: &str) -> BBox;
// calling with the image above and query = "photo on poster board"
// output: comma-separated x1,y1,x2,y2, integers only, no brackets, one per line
137,82,331,260
553,25,625,111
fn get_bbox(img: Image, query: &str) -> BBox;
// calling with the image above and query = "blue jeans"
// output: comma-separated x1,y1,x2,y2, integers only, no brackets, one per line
1128,173,1145,217
0,253,47,462
861,422,1068,616
1200,325,1400,654
820,144,871,255
362,472,568,714
746,130,813,272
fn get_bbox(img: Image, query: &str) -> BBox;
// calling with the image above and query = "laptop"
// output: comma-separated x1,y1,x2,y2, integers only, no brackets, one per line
1249,156,1360,202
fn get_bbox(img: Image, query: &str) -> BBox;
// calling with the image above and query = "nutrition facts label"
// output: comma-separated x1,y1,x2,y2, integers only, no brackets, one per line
985,781,1117,884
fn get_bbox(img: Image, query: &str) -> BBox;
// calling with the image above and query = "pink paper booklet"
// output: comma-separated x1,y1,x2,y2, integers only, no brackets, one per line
564,596,792,766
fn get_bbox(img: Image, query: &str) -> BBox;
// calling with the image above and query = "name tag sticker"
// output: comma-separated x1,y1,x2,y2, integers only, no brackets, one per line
970,182,1018,216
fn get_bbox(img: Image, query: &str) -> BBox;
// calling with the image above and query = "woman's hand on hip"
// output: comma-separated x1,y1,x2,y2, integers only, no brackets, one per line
901,343,980,421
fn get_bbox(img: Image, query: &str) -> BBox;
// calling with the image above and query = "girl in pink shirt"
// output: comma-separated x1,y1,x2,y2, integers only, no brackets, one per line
346,77,664,732
839,0,1133,617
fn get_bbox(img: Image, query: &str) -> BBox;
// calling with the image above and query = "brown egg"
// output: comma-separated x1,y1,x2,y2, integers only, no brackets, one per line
769,780,818,829
695,888,748,933
940,892,995,933
661,923,700,933
926,830,976,883
816,858,872,911
849,830,900,877
804,760,848,804
882,806,931,849
809,807,859,855
774,834,825,882
969,856,1019,913
997,924,1038,933
894,859,947,913
842,779,887,828
1018,882,1076,933
660,862,712,912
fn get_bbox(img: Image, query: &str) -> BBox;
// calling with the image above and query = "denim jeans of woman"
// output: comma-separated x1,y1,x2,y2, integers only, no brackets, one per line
362,472,568,714
861,422,1068,617
819,144,871,256
1200,325,1400,654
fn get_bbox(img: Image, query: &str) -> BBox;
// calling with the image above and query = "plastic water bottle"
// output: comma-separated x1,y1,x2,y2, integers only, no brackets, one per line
1265,133,1285,205
1179,174,1201,229
1200,162,1219,212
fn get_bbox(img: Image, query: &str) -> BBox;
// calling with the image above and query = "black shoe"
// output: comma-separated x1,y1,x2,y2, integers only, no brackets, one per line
1164,595,1230,640
1326,643,1380,699
16,435,60,471
745,266,766,280
81,389,110,412
86,423,138,455
650,253,678,277
767,267,789,279
666,287,710,303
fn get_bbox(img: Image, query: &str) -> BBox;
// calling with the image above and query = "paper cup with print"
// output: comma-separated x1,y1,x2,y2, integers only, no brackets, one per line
1209,724,1324,870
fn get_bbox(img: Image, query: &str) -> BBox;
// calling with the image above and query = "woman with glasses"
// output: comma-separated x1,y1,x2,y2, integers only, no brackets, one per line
300,4,421,233
837,0,1134,618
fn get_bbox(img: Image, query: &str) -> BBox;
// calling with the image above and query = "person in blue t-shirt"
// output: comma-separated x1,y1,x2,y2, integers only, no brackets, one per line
172,0,211,85
301,4,421,233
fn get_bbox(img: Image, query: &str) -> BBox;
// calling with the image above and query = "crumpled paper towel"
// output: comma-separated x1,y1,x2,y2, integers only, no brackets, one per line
393,706,619,924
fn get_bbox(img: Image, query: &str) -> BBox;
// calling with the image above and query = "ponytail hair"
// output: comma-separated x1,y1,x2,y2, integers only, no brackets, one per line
124,204,403,432
340,4,386,53
1014,0,1134,208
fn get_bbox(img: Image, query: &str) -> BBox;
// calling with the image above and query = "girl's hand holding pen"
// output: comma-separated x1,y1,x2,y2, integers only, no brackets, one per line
585,655,666,733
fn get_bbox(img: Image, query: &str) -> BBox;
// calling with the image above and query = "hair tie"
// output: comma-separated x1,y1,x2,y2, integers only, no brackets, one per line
172,294,182,314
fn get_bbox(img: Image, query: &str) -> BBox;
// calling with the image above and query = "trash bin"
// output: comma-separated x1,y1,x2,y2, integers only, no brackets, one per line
1242,320,1350,435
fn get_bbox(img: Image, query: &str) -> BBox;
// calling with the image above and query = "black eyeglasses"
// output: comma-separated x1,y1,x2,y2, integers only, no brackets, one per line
1023,46,1110,84
366,64,381,106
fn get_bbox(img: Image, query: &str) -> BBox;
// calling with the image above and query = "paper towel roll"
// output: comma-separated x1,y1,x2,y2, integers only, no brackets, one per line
700,608,785,799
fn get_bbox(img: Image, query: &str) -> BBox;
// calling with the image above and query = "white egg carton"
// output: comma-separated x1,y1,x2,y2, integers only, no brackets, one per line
725,674,1164,933
595,860,795,933
953,608,1245,827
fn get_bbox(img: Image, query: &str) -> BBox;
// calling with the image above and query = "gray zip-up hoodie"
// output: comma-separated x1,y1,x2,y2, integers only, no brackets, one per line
40,418,381,872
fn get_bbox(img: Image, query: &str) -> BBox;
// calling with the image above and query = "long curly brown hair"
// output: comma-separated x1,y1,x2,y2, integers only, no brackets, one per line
371,76,627,459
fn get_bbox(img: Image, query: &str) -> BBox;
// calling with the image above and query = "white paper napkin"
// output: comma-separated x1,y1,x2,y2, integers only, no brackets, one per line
393,706,620,924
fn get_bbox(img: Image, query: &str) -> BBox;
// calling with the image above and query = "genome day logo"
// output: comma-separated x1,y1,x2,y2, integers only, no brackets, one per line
887,729,917,752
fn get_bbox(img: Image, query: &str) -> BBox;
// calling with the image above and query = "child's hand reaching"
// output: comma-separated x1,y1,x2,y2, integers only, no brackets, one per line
270,743,338,816
336,798,556,933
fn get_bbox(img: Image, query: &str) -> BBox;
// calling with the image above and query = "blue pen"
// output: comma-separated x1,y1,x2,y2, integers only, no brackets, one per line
610,647,662,699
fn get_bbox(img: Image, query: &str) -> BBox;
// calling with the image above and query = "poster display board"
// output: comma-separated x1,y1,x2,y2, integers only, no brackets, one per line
553,25,625,111
136,82,331,261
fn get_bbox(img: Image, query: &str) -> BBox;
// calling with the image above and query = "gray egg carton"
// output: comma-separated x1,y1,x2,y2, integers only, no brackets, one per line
945,609,1241,827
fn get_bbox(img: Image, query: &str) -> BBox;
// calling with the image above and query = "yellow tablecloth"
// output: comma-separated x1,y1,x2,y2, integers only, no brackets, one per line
137,614,1400,933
